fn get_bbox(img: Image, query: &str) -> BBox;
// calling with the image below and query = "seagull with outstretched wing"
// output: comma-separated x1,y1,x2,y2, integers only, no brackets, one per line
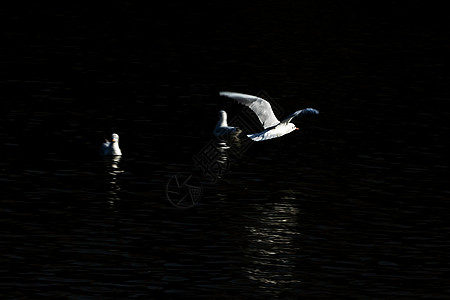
220,92,319,141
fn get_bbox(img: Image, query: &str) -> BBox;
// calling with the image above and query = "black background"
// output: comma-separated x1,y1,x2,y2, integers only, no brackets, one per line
1,1,449,298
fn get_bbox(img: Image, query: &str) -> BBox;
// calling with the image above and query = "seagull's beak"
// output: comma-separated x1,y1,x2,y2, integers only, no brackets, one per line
111,139,116,142
295,127,299,130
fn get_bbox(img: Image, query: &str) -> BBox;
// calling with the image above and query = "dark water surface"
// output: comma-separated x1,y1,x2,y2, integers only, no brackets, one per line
1,1,449,298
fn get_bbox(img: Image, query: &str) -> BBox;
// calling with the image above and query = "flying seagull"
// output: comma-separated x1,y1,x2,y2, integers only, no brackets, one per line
214,110,241,137
101,133,122,155
220,91,319,141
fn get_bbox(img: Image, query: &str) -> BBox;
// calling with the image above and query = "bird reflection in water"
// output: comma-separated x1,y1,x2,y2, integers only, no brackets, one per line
209,130,243,183
214,130,242,176
103,155,123,205
194,129,244,183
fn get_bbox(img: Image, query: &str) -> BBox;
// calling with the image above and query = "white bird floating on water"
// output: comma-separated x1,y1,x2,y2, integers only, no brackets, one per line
101,133,122,155
220,91,319,141
214,110,241,137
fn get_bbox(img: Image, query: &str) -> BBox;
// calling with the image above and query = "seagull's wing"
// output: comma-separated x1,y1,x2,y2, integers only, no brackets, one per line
101,140,110,150
220,92,280,129
280,108,319,124
100,140,110,155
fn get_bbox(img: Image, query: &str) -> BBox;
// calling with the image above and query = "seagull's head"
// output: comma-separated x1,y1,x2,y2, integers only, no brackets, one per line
285,123,297,132
218,110,228,124
111,133,119,143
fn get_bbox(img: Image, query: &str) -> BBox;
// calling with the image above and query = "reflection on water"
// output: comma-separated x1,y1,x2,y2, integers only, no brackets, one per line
193,132,246,184
103,155,123,205
244,199,301,289
212,132,243,181
211,139,230,182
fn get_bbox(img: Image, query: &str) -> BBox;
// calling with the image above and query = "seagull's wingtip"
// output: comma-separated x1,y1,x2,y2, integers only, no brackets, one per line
304,108,319,115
